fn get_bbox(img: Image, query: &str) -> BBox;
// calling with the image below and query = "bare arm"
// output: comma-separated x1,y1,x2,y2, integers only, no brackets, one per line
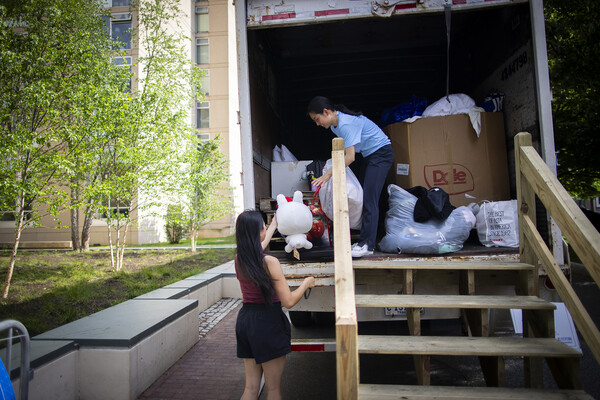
312,145,356,187
261,214,278,250
266,255,315,309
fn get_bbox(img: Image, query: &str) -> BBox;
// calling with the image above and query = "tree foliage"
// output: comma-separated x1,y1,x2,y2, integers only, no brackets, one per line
0,0,123,297
172,136,232,252
545,0,600,199
89,0,204,270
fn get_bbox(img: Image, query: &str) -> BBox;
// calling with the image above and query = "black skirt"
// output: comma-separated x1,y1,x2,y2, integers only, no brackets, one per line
236,302,291,364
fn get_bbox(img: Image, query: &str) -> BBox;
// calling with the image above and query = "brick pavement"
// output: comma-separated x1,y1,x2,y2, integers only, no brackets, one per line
138,299,245,400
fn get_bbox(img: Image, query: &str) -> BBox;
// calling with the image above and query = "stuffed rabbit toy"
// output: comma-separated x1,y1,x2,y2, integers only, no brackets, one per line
276,191,313,253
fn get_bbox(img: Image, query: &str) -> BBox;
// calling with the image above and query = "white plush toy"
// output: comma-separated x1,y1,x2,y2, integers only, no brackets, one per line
276,191,314,253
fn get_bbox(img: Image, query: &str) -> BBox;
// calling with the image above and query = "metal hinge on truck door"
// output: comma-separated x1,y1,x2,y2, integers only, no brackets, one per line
372,0,412,17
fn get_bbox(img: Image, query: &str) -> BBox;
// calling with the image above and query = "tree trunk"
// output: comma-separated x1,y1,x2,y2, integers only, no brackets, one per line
107,223,115,270
81,205,95,251
117,223,129,271
115,222,121,271
190,229,197,252
70,186,81,252
70,208,81,252
2,203,25,299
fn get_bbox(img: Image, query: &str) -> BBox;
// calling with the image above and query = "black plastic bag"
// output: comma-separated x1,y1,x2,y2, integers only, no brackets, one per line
406,186,455,223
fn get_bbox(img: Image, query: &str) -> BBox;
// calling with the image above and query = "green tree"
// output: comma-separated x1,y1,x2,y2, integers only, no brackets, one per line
0,0,123,297
67,60,132,252
545,0,600,199
88,0,204,269
173,136,232,252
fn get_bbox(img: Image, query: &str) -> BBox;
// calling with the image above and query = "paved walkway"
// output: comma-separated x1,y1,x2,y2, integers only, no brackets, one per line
138,298,245,400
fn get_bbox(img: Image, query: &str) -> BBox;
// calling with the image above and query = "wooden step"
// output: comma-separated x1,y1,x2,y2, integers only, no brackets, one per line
353,260,534,271
358,336,582,357
358,383,594,399
355,295,556,310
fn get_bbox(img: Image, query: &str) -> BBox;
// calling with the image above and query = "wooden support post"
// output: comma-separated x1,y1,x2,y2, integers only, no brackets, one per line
407,308,429,385
459,270,475,335
402,269,414,295
459,270,475,295
515,133,544,388
407,308,421,336
514,133,539,275
479,356,506,387
524,308,580,389
332,138,359,400
458,268,506,387
545,357,582,389
466,307,506,387
523,309,555,339
516,269,537,296
466,309,488,337
336,323,359,398
413,355,431,386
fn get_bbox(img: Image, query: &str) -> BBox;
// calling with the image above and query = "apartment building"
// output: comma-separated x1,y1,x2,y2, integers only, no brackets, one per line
193,0,242,238
0,0,241,247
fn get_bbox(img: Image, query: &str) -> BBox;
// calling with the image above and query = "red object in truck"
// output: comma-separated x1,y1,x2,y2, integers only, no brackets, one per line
309,218,324,238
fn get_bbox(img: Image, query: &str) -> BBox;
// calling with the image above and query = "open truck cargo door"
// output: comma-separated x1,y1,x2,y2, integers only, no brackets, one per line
235,0,564,263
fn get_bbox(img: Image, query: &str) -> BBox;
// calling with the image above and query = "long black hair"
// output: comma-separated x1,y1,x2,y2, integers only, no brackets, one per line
235,210,274,305
307,96,362,117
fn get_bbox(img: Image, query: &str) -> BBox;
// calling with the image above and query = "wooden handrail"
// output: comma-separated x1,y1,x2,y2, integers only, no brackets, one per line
515,132,600,366
331,138,359,399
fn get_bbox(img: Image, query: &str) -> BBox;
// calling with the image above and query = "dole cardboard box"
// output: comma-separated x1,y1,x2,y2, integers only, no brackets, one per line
383,113,510,207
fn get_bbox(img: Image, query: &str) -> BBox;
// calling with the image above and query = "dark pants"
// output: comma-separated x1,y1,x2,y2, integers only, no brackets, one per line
359,144,394,250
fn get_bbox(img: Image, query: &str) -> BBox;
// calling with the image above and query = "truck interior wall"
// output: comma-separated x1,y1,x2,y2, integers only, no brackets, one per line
452,4,541,202
248,65,283,202
247,2,538,202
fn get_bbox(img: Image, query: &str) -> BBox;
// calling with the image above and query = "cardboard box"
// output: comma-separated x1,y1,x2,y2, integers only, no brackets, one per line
383,113,510,207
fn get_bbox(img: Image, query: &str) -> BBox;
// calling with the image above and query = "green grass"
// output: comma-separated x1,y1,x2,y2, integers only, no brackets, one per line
134,234,236,247
0,248,235,336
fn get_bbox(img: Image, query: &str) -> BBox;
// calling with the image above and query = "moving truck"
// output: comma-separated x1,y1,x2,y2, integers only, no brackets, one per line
233,0,566,325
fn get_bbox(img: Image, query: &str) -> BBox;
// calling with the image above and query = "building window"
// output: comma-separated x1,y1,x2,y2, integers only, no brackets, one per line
196,101,209,129
196,7,209,33
102,0,130,6
112,56,132,92
199,69,209,95
95,197,130,220
196,38,209,65
105,13,132,50
1,196,33,222
197,133,210,141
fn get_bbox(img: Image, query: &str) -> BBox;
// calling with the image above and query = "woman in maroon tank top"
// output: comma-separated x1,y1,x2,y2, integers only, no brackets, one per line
234,210,315,400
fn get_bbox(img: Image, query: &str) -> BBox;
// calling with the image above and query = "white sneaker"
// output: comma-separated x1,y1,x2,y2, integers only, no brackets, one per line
351,243,373,258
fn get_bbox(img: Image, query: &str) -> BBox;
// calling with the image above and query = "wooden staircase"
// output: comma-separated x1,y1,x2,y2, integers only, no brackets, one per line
327,134,600,399
353,259,589,399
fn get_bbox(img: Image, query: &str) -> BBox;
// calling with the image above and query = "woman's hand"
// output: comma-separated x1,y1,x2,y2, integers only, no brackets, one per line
303,276,316,289
312,171,332,188
261,214,278,250
267,256,316,309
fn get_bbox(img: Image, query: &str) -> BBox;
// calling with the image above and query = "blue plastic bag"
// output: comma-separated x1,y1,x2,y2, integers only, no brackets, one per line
380,95,427,127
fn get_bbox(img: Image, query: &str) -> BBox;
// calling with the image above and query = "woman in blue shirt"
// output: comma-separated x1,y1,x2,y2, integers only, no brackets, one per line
307,96,394,257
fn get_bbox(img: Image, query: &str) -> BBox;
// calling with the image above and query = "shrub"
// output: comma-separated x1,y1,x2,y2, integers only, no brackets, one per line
165,205,186,244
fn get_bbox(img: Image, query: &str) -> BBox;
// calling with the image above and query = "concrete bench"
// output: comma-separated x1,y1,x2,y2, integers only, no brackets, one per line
3,259,240,399
156,260,240,311
33,298,198,400
2,340,78,399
